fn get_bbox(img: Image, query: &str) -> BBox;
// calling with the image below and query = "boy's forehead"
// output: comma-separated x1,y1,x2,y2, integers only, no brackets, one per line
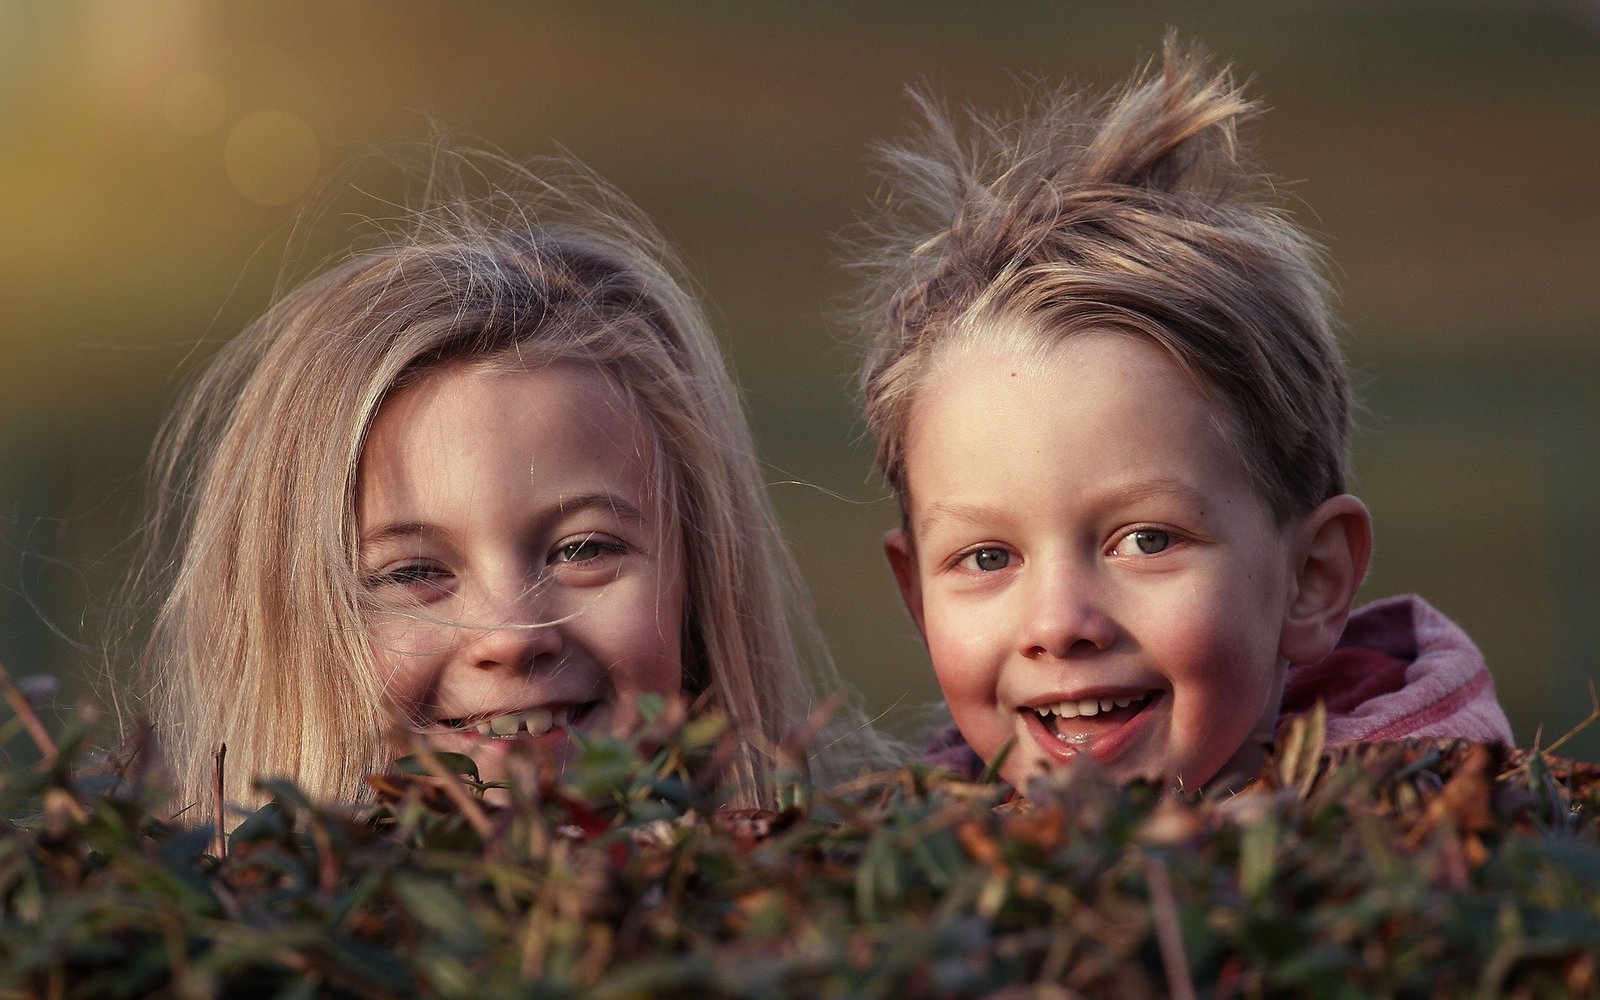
943,320,1265,464
924,325,1198,406
904,329,1281,525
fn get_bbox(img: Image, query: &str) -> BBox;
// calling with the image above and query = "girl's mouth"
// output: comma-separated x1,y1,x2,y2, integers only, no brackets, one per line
1026,691,1156,749
435,702,596,739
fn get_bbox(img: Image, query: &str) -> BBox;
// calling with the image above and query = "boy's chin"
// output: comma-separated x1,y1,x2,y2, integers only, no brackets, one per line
1002,744,1248,797
1001,746,1113,791
1203,738,1273,794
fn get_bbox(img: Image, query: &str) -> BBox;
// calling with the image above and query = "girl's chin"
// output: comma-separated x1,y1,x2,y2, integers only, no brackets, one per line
417,725,578,786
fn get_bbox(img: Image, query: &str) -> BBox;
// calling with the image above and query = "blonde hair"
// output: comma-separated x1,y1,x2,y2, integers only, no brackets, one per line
858,36,1349,523
137,154,838,817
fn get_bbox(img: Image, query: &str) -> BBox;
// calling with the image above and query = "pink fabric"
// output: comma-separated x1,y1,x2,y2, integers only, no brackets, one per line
920,722,984,778
921,593,1514,778
1280,594,1513,745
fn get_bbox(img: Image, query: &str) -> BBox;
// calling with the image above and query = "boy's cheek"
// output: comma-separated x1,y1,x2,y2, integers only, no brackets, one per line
938,689,1010,768
921,592,1038,769
924,619,1006,730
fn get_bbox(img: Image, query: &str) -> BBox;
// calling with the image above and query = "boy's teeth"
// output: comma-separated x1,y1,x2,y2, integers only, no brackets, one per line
1038,692,1148,719
470,706,569,738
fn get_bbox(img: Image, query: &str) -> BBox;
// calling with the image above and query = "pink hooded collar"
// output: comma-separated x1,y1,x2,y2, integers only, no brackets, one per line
1279,594,1513,745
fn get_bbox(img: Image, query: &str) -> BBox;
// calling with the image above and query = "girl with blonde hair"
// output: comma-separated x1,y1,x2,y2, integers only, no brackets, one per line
136,154,854,819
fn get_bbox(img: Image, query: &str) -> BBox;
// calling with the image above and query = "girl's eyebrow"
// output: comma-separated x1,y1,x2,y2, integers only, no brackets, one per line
360,492,650,550
555,491,648,524
360,521,434,549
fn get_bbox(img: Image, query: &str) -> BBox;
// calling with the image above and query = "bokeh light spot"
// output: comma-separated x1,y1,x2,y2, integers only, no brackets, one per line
162,73,227,136
223,110,321,206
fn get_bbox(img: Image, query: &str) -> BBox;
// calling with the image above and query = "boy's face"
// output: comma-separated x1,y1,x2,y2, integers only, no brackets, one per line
886,328,1301,791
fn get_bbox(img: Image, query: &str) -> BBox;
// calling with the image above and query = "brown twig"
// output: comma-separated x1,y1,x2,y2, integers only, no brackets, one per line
308,812,339,898
0,659,60,768
1144,855,1197,1000
1543,679,1600,759
213,743,228,859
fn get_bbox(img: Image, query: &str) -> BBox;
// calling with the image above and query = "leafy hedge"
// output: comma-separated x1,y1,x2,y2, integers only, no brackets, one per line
2,670,1598,999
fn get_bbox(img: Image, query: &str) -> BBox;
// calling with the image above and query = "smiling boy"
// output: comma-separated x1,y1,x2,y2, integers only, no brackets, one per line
856,39,1512,792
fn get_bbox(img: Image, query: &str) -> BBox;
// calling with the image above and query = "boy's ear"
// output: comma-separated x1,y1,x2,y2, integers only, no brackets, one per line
883,528,927,638
1279,494,1374,665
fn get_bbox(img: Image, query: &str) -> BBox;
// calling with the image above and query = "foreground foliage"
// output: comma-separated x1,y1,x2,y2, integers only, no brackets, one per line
2,681,1598,999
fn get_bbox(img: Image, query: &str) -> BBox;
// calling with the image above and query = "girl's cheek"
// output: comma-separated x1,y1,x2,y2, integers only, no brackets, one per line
365,617,442,706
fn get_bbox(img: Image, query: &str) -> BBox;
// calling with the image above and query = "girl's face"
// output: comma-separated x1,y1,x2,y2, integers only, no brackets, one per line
885,329,1301,792
356,361,684,784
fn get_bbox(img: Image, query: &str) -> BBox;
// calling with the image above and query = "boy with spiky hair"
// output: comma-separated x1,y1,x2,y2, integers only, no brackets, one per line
855,37,1512,790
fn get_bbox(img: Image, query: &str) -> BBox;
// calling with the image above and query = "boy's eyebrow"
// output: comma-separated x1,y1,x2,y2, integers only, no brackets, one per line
1094,477,1211,512
917,501,1007,537
916,478,1210,537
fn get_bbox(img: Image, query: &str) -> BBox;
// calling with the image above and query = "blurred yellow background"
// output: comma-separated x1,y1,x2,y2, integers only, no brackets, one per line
2,2,1597,758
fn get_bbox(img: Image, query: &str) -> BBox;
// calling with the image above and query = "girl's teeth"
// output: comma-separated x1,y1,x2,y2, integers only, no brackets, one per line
471,706,571,738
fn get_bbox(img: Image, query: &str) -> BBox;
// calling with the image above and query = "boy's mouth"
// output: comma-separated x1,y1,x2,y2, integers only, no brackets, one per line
434,702,597,739
1026,691,1155,745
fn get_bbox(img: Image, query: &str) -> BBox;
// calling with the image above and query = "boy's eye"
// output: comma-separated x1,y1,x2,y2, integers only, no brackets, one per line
961,547,1011,572
1113,529,1172,556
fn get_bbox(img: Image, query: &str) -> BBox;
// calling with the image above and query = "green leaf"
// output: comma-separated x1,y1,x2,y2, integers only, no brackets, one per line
391,752,481,781
392,874,486,953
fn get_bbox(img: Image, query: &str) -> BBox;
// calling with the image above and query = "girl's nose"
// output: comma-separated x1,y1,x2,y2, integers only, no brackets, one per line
461,584,563,671
1018,561,1116,660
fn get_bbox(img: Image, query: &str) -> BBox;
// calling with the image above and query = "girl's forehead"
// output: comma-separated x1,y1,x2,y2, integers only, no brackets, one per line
361,362,662,489
355,360,679,538
384,357,625,421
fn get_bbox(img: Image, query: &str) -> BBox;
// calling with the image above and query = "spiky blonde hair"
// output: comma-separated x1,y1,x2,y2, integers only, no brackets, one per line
858,35,1349,523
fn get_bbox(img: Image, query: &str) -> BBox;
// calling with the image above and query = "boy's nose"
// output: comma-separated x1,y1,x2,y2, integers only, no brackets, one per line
460,583,563,671
1018,564,1116,660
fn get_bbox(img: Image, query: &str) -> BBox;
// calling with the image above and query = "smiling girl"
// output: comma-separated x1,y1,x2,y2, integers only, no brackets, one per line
136,155,852,819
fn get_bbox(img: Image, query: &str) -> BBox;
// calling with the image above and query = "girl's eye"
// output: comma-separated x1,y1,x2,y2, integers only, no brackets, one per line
960,547,1012,572
553,536,626,564
366,562,452,591
1113,529,1173,556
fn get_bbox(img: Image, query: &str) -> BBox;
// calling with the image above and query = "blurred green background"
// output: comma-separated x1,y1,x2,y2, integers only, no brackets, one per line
2,2,1597,759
